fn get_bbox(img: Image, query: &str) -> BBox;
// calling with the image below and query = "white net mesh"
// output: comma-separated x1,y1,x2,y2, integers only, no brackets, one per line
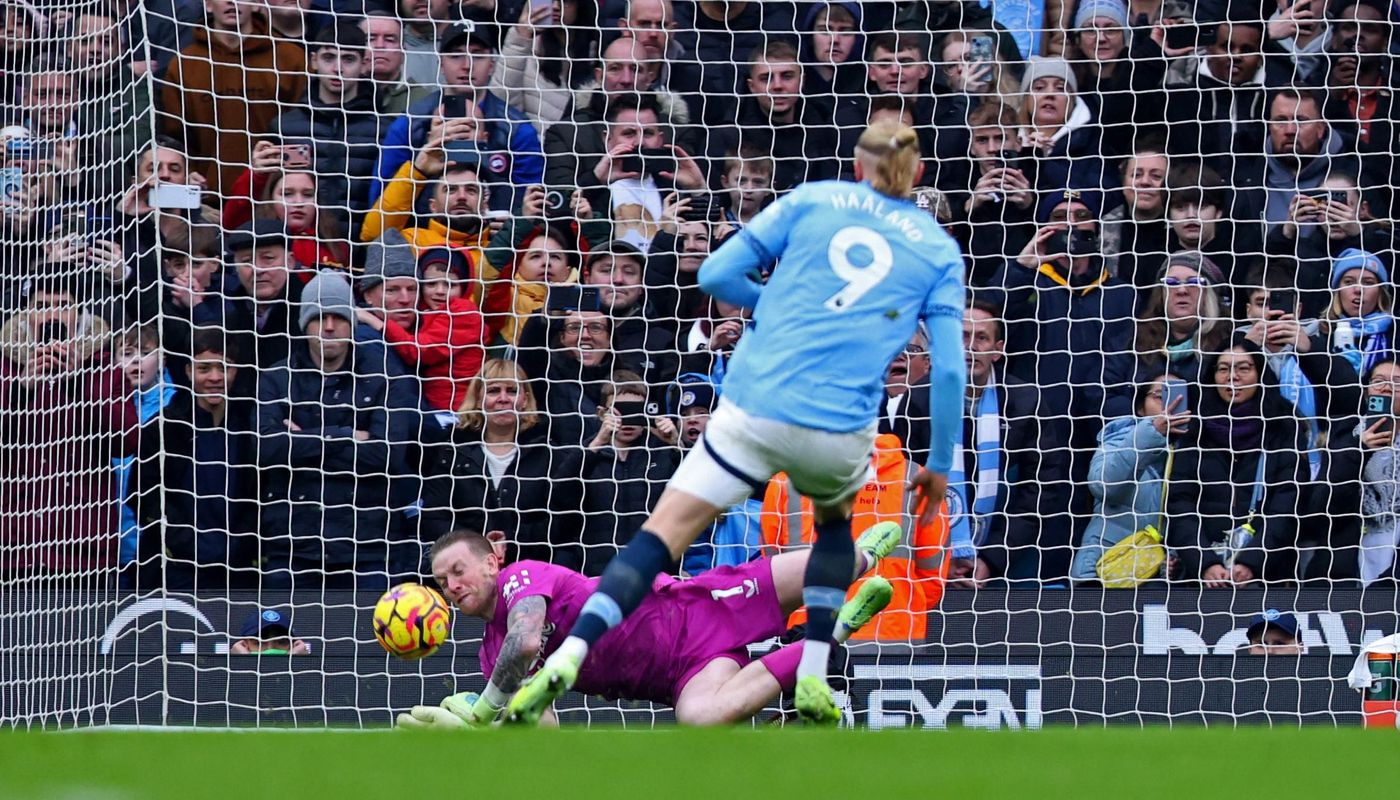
2,0,1400,729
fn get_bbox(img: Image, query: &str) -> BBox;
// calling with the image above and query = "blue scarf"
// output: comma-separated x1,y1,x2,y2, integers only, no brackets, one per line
1338,312,1394,376
949,383,1001,559
1272,353,1321,477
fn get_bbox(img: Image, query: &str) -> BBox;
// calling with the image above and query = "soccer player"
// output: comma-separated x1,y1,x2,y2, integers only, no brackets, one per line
395,527,899,728
507,119,967,726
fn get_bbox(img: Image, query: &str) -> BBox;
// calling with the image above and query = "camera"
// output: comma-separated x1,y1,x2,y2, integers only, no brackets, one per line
36,320,68,343
543,187,572,218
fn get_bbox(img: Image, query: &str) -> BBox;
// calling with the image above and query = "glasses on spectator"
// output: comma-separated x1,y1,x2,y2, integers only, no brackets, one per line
1162,276,1209,288
564,322,608,336
1048,208,1094,223
1369,375,1400,389
1145,390,1164,401
903,345,927,356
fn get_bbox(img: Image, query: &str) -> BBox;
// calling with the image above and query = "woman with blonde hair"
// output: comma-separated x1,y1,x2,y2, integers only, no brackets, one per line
434,358,583,569
1135,252,1230,381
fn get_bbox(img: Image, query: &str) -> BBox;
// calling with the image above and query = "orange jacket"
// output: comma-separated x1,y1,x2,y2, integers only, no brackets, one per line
761,433,949,641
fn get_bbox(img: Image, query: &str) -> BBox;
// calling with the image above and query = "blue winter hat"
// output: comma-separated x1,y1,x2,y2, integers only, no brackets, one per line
1331,248,1389,288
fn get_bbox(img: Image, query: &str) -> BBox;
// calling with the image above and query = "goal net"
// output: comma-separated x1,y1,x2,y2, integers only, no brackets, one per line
2,0,1398,729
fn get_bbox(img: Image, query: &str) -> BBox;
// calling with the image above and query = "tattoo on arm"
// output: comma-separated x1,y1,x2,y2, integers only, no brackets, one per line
491,595,548,694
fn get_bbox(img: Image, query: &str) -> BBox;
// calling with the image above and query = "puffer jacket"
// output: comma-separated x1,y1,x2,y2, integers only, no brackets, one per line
1071,416,1172,581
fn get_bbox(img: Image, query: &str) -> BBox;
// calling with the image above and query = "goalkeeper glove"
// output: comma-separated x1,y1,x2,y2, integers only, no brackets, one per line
441,691,502,727
395,705,469,730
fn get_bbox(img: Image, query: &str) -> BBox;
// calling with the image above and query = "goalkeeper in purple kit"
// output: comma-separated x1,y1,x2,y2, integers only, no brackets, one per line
395,527,899,728
504,120,967,726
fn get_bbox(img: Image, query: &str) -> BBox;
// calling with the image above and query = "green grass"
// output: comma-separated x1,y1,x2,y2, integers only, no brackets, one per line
0,727,1392,800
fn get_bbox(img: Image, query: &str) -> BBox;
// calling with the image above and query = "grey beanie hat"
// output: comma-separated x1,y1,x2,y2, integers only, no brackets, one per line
1020,56,1079,95
299,270,357,330
359,228,418,290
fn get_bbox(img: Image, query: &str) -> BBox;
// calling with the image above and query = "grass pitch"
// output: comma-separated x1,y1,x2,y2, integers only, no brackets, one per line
0,727,1389,800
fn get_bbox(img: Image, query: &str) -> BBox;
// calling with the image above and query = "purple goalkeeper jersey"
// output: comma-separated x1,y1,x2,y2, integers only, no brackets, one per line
478,559,786,705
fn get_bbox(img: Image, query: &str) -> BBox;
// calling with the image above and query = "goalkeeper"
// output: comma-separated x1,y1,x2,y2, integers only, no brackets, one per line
396,526,899,728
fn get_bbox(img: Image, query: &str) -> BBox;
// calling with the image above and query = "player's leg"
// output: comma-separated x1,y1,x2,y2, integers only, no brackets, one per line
768,521,905,616
507,405,769,724
791,499,857,724
673,583,893,726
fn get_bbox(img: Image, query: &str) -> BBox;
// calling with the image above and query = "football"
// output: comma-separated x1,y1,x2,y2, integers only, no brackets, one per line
372,583,452,660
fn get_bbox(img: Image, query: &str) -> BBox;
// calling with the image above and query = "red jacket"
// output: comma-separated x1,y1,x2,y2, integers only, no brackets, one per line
384,296,486,412
0,362,137,574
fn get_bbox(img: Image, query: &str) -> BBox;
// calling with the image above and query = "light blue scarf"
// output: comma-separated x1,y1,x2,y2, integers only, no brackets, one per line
949,383,1002,559
1337,312,1394,376
1271,353,1321,477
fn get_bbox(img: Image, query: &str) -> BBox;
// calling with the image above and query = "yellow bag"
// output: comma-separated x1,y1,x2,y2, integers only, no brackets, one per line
1096,446,1173,588
1097,524,1167,588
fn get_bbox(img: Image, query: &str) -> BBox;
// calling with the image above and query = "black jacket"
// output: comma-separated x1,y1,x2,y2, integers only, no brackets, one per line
577,438,682,576
128,390,260,589
1306,421,1373,583
1164,382,1308,582
709,95,840,192
446,423,585,571
255,341,415,570
268,82,386,212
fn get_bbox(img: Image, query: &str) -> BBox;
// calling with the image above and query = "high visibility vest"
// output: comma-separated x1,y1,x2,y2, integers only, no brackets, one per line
759,433,949,641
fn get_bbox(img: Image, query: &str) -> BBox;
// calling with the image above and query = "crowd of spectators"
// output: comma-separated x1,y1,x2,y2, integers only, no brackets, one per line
1,0,1399,596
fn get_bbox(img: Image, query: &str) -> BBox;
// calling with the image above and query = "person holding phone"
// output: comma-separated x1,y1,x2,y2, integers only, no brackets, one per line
579,371,682,576
1164,341,1308,586
1313,359,1400,584
494,0,598,129
1071,373,1190,583
950,102,1036,287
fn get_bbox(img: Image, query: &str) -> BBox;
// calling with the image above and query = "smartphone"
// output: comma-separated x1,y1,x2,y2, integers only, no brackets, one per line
547,285,603,313
1367,393,1393,433
441,94,470,119
149,182,202,210
613,400,648,429
1164,22,1207,50
0,166,23,205
618,151,644,175
1162,378,1189,415
36,320,68,343
639,147,676,177
529,0,555,25
1044,229,1070,256
1268,289,1298,315
680,191,722,222
993,149,1028,175
968,34,995,63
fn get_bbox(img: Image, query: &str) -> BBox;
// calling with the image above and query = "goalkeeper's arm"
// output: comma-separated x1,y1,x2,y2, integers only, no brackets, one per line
398,596,549,729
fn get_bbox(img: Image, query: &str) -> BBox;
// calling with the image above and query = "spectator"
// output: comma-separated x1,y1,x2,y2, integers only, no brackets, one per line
879,330,931,466
1101,139,1171,291
1264,0,1330,84
950,302,1072,585
1071,373,1188,583
1250,87,1355,229
230,608,311,655
355,228,420,353
671,373,714,450
641,211,734,335
718,147,775,226
799,1,864,124
520,309,625,448
361,12,430,116
708,40,839,193
1245,610,1303,655
1317,248,1397,378
67,11,156,170
574,240,677,387
257,271,413,591
1017,56,1105,189
441,358,583,570
223,219,306,379
1266,171,1396,316
928,31,1024,167
591,94,707,244
494,0,600,129
258,23,388,215
156,0,307,196
145,222,240,372
948,102,1038,288
361,141,495,283
618,0,703,101
128,327,259,590
1322,0,1398,218
671,0,797,126
1164,341,1307,585
372,20,544,210
224,155,350,273
1064,0,1169,155
1134,252,1231,383
396,0,456,85
679,296,749,387
1239,267,1363,479
1162,20,1267,178
114,137,217,254
360,246,485,413
111,324,174,576
483,221,581,346
996,187,1137,484
0,277,133,586
1315,358,1400,584
542,35,698,199
1164,161,1260,293
578,369,681,575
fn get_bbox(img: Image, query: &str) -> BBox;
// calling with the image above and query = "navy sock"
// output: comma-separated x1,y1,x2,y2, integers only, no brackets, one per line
802,518,855,644
569,530,673,646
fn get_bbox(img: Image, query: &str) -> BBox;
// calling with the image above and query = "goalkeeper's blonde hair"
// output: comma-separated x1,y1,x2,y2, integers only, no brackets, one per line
855,121,921,199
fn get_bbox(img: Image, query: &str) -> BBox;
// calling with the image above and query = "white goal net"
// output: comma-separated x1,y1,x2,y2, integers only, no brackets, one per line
2,0,1399,729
